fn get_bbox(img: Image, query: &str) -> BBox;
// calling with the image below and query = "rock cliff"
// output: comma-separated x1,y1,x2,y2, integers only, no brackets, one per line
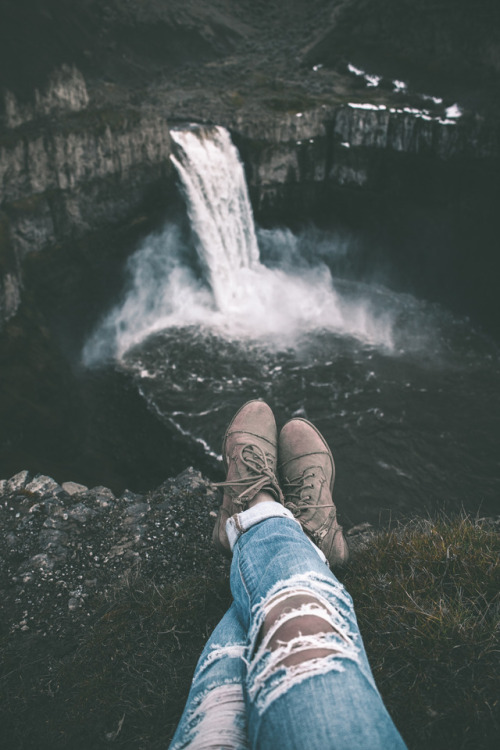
1,1,500,328
0,467,225,638
0,91,173,324
232,102,500,221
2,82,499,325
0,465,371,640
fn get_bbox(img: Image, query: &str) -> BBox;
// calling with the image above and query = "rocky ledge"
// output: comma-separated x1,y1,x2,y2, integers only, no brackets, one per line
0,468,227,640
0,467,373,641
1,467,497,749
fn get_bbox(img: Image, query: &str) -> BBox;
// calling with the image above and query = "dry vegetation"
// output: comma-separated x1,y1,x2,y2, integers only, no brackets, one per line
1,513,498,749
344,515,500,749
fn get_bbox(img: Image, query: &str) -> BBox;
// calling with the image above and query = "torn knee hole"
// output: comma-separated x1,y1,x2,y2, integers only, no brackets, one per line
259,593,347,669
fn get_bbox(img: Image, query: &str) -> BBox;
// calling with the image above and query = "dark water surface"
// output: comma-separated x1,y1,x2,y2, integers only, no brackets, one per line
82,128,499,526
118,286,499,526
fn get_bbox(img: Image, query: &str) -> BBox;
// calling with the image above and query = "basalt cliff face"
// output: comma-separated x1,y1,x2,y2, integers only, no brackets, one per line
232,104,500,221
2,83,499,326
1,0,500,330
0,74,173,324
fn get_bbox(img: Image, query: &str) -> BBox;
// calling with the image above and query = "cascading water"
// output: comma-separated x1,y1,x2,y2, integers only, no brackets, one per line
82,124,500,524
169,126,260,310
83,125,394,362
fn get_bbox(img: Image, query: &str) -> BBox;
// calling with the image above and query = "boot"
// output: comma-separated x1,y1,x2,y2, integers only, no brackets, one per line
212,400,283,555
279,418,349,568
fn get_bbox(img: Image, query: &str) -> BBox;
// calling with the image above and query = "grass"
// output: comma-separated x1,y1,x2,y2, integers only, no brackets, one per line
0,513,498,749
344,514,500,749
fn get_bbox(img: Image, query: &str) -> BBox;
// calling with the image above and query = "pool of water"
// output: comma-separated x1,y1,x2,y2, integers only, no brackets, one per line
118,279,499,526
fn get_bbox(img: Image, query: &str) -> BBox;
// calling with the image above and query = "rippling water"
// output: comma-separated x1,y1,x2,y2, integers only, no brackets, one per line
83,126,499,525
117,285,499,525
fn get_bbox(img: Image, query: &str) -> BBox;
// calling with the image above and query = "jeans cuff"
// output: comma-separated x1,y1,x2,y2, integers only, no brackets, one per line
226,501,301,551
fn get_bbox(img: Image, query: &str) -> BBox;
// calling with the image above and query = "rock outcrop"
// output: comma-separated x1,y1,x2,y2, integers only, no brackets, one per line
0,467,226,637
0,466,374,640
233,102,500,220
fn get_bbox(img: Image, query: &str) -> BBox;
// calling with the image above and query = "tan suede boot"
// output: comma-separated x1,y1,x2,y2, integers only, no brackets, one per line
212,400,284,556
279,418,349,568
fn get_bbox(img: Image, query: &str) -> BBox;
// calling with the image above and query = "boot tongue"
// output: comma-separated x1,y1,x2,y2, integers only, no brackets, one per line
217,441,284,506
239,443,283,503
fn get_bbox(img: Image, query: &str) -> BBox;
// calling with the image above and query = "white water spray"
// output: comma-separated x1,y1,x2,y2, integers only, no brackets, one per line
83,125,395,365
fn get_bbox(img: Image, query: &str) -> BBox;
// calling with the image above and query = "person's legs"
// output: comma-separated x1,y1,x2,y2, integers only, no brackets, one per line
229,512,407,750
173,401,406,749
169,602,249,750
223,412,406,749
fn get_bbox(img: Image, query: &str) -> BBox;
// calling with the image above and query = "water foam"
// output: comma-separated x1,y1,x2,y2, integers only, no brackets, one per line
82,223,395,365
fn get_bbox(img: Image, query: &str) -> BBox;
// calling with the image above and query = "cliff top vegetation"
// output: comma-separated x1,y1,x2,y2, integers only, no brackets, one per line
0,466,498,750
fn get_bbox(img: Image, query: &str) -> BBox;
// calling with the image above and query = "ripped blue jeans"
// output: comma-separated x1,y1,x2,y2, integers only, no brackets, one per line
169,502,407,750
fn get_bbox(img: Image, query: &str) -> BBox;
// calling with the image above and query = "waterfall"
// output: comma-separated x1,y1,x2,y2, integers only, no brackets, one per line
170,125,260,310
82,125,396,366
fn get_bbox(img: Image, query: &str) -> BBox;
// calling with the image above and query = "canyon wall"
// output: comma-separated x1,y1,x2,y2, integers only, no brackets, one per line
0,71,173,324
1,67,500,328
2,1,500,330
232,104,500,221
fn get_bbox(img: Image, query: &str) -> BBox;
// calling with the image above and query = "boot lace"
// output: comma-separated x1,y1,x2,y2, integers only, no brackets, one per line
283,468,331,517
215,443,283,507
